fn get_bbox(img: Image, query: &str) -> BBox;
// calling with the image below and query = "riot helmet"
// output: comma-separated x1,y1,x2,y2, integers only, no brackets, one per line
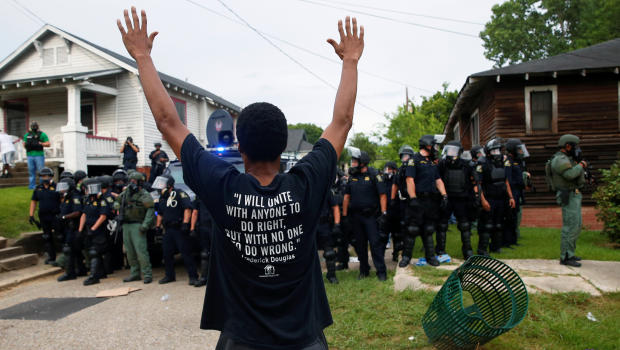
348,147,369,175
56,178,76,194
470,145,485,160
127,171,145,192
505,138,529,159
460,150,472,161
112,169,128,183
30,121,39,132
60,171,74,181
97,175,113,190
84,178,102,196
152,174,174,191
419,135,440,159
558,134,582,160
442,140,463,160
485,138,503,164
74,170,87,184
39,167,54,185
398,145,414,163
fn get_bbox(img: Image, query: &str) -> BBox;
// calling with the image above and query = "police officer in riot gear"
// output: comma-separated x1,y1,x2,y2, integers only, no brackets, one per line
148,142,169,183
399,135,449,267
550,134,587,267
60,171,74,181
391,145,415,263
153,174,199,285
476,139,516,255
191,198,214,287
383,161,399,251
317,186,341,284
111,169,129,197
56,178,86,281
80,178,112,285
74,170,87,192
342,149,388,281
116,171,156,283
438,141,479,260
29,167,61,264
333,170,350,271
504,138,529,247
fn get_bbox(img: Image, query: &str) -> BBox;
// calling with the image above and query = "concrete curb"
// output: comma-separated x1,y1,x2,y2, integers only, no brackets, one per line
0,265,62,291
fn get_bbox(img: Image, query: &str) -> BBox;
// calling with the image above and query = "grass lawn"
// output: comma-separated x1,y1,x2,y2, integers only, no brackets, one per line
0,186,35,238
423,225,620,261
325,270,620,350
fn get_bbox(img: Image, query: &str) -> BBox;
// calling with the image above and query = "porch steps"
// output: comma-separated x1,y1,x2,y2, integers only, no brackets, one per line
0,236,7,249
0,253,39,272
0,161,59,189
0,246,24,260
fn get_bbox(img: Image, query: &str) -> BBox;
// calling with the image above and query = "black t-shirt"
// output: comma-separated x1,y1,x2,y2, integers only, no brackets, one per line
406,153,440,194
345,169,386,211
32,183,60,217
83,195,111,232
181,134,336,349
123,144,138,161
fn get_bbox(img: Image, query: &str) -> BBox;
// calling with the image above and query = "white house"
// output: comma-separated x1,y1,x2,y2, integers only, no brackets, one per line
0,24,240,173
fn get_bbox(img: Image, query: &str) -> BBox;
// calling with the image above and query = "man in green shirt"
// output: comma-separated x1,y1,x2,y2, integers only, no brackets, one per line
550,134,587,267
23,121,50,189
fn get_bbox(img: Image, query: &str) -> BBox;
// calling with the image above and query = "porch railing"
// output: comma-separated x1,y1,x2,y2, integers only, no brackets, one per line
86,135,118,157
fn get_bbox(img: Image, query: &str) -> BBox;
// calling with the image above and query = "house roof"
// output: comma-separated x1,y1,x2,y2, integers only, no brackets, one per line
0,24,241,113
285,129,313,153
472,38,620,77
444,38,620,134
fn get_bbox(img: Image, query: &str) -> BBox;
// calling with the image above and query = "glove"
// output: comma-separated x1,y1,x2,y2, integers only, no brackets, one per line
56,214,65,223
29,215,37,226
154,226,163,236
181,222,191,234
377,213,387,232
189,229,198,239
440,195,449,211
473,193,482,209
389,199,399,210
379,230,389,246
331,224,343,245
341,215,351,235
408,198,420,209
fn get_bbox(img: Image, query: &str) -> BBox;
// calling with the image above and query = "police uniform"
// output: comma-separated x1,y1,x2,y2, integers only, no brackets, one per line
550,135,586,264
31,182,61,262
344,168,387,278
438,157,477,259
391,164,409,262
476,156,510,254
402,153,442,266
193,198,214,287
504,154,525,247
148,149,169,183
159,188,198,282
116,185,155,282
317,189,339,284
57,188,85,280
82,192,112,285
332,175,350,270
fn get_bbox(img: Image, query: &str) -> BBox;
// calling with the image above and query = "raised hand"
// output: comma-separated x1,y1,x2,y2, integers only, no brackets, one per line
117,7,159,60
327,16,364,61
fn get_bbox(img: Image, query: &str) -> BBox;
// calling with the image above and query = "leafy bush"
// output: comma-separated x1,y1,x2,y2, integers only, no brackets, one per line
593,157,620,243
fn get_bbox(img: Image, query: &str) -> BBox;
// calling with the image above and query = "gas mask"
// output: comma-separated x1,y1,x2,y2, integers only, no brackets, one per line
567,144,582,162
31,125,39,132
489,148,503,165
349,159,361,176
41,177,51,185
128,182,138,193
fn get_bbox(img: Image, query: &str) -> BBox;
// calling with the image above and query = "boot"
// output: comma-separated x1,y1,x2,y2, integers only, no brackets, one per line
435,230,447,255
57,273,76,282
423,235,440,267
460,230,474,260
335,262,348,271
398,256,411,268
477,231,490,256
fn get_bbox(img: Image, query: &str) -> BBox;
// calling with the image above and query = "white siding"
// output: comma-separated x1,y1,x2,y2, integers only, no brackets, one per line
114,72,143,163
28,91,67,142
91,76,117,138
0,32,118,82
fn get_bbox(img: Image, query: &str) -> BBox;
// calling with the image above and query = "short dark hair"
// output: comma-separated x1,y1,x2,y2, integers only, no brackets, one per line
236,102,288,162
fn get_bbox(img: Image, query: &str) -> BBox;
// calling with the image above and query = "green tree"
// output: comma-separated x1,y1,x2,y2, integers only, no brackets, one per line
348,132,379,163
288,123,324,145
418,83,459,126
480,0,620,67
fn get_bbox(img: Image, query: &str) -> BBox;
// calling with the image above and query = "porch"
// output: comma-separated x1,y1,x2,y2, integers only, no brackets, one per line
1,71,122,170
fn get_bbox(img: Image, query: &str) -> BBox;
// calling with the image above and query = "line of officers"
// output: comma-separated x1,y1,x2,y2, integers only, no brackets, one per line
317,135,531,283
29,168,213,287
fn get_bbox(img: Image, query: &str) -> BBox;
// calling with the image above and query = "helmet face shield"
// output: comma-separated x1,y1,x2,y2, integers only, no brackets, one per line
401,154,410,163
518,144,530,158
151,176,169,190
460,150,472,161
56,182,69,193
442,145,460,158
489,148,501,156
86,183,102,196
349,147,361,160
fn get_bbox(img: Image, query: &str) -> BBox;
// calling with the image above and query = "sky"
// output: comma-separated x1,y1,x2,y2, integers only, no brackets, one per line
0,0,500,138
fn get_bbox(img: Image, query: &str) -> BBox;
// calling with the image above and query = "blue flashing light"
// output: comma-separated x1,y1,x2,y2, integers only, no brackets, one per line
216,147,225,152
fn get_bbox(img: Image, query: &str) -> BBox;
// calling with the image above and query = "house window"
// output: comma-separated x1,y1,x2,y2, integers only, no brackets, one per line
80,104,95,135
41,47,69,66
453,122,460,141
525,85,558,134
172,98,186,125
471,109,480,146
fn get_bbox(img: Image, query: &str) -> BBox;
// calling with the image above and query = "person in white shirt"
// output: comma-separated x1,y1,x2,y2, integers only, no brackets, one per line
0,130,18,178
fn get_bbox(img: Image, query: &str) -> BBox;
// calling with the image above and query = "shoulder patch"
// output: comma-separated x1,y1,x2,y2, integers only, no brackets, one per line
504,160,511,167
364,176,370,181
100,200,107,207
50,186,55,191
476,165,483,173
180,192,188,198
106,196,114,203
376,174,383,183
73,198,81,204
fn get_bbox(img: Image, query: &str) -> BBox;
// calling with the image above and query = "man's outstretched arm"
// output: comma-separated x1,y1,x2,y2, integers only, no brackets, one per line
321,17,364,159
117,7,189,159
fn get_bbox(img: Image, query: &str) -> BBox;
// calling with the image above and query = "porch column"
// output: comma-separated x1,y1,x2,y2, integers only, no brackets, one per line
198,98,208,143
60,84,88,171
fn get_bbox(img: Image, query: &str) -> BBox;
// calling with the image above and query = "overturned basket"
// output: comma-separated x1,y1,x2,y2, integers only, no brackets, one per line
422,256,529,349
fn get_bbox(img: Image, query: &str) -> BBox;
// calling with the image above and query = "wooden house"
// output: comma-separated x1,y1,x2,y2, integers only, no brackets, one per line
0,25,240,174
444,38,620,212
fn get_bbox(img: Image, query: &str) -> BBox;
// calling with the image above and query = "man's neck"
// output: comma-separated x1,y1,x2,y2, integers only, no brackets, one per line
244,159,281,186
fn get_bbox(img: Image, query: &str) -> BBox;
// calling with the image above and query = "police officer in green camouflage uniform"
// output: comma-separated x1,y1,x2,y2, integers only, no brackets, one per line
115,171,156,283
550,134,586,267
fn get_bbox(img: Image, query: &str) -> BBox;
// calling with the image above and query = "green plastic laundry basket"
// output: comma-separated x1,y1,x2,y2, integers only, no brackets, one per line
422,255,529,349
